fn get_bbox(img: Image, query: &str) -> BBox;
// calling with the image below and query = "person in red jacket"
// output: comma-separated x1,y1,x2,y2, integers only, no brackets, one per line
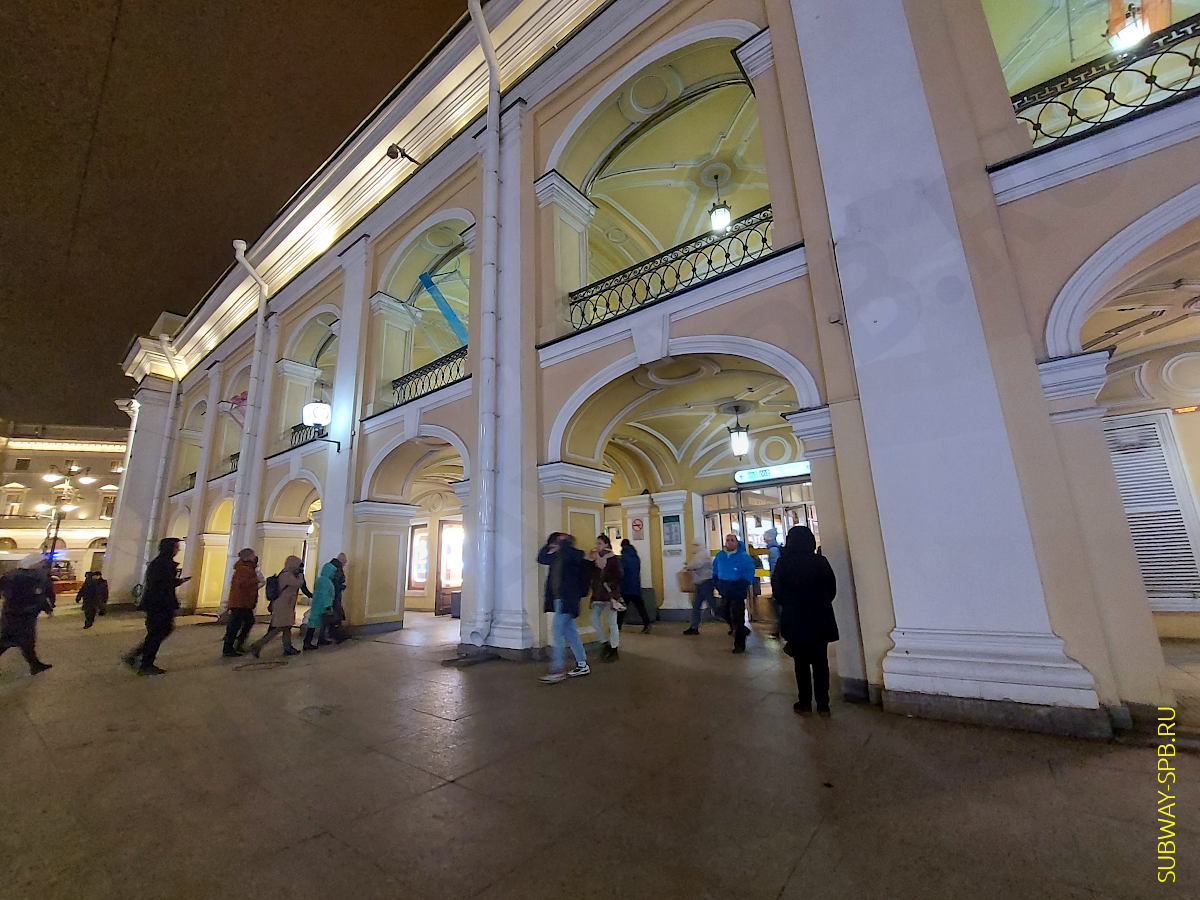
222,548,262,657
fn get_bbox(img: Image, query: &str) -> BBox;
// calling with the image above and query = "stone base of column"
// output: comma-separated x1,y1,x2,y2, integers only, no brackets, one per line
883,627,1101,709
882,690,1113,739
840,677,871,704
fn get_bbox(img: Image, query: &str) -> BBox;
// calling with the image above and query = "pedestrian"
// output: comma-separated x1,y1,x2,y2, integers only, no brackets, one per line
75,570,109,629
124,537,189,676
587,534,624,662
249,555,309,658
618,539,653,633
0,553,55,675
326,553,350,643
537,532,590,682
772,525,838,717
303,559,337,650
222,548,260,657
763,528,784,639
682,541,716,635
712,533,755,653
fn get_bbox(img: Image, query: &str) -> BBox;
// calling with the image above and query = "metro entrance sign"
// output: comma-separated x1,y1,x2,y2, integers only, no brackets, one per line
733,461,812,484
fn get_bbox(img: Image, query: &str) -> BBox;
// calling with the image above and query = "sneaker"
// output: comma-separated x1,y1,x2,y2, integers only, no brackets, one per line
682,628,700,635
604,648,619,663
30,662,52,675
138,665,166,676
539,671,566,684
283,647,301,657
222,650,244,658
567,662,590,677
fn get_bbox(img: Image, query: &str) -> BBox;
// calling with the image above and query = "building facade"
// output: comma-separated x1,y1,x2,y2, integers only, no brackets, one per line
110,0,1200,735
0,422,128,589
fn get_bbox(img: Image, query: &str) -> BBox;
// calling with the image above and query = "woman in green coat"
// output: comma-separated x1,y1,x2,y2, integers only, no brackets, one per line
304,560,336,650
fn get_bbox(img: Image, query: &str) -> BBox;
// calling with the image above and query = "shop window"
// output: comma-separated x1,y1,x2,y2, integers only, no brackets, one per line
4,493,21,516
439,522,464,589
408,525,429,590
14,458,30,471
100,496,116,519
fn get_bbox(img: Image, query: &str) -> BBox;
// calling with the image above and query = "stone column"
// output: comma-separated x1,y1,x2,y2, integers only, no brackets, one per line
194,531,231,609
733,28,802,246
785,406,870,702
105,378,173,601
619,494,654,598
366,292,418,413
650,490,688,616
791,0,1102,720
1039,353,1170,711
533,170,597,332
350,501,418,630
451,479,473,638
182,361,223,609
322,234,371,563
273,359,322,447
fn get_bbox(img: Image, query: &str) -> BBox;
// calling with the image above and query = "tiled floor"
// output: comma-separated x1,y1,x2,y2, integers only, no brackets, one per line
1,610,1195,899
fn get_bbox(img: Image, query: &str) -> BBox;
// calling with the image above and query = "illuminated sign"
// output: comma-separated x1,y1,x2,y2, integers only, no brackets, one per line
733,461,812,484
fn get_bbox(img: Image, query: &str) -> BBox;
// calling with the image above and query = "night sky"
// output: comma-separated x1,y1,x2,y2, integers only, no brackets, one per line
0,1,467,426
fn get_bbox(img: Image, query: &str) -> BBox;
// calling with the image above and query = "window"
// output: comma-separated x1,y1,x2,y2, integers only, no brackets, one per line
100,496,116,519
109,460,123,473
408,525,429,590
4,493,21,516
14,458,30,471
439,522,464,589
63,459,76,472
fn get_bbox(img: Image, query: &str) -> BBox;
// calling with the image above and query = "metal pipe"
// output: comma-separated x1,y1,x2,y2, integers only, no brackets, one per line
145,334,182,574
466,0,501,646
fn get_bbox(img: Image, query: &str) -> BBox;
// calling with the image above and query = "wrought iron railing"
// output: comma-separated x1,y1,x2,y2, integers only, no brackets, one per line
568,205,774,331
289,423,328,449
391,345,469,406
228,452,239,473
171,472,196,495
1012,13,1200,147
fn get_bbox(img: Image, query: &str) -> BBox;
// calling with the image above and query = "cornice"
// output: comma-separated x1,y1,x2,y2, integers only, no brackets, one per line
533,170,597,225
734,29,774,81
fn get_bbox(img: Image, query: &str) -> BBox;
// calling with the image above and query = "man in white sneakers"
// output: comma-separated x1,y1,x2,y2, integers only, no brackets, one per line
536,532,590,683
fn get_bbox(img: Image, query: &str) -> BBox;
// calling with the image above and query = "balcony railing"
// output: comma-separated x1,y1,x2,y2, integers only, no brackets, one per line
1012,13,1200,148
391,345,469,407
228,452,239,474
170,472,196,495
289,423,328,450
568,205,775,332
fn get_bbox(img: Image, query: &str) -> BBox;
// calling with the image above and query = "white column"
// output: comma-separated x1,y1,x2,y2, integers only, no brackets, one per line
651,490,688,612
182,361,223,608
351,501,419,627
786,406,870,699
105,379,172,601
791,0,1099,709
322,234,371,561
450,479,473,632
367,292,418,412
533,170,597,320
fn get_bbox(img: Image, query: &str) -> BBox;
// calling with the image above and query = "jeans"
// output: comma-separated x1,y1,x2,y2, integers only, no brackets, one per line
0,638,41,671
689,578,715,629
590,602,618,648
550,599,585,671
251,626,295,653
132,611,175,668
770,599,782,635
223,607,256,653
792,641,831,711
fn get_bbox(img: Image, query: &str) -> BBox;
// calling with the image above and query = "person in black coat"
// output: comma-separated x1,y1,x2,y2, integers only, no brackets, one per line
0,553,55,675
772,525,838,716
123,537,189,676
75,571,109,628
618,539,653,633
537,532,590,682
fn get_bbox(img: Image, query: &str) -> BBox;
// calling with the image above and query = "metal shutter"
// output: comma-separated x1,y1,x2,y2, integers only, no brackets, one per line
1104,419,1200,612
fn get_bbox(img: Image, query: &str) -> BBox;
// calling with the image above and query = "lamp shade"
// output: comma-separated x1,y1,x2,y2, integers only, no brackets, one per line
728,424,750,457
302,401,332,427
709,201,732,232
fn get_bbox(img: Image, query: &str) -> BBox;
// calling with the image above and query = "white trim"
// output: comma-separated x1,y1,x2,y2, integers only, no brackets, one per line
274,358,321,381
1045,183,1200,359
281,303,342,360
360,423,473,501
533,171,597,223
261,469,322,520
543,17,764,173
537,462,613,501
538,245,808,369
1038,351,1112,422
545,329,820,462
783,406,832,443
359,377,473,437
374,208,476,292
734,29,774,80
992,95,1200,205
352,500,420,523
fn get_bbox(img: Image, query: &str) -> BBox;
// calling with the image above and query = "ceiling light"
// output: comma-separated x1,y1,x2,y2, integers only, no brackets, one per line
77,475,97,485
60,504,79,512
302,401,332,428
723,401,752,458
43,470,62,483
709,173,732,232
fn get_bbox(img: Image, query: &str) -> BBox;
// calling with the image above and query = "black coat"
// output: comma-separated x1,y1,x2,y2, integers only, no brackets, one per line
0,569,54,645
772,547,838,645
538,540,589,617
141,553,182,615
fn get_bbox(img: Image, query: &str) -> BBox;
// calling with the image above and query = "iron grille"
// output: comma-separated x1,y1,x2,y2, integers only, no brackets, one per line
391,345,469,407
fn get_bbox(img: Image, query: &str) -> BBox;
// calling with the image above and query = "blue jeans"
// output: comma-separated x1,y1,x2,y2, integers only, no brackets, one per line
689,578,716,629
551,599,586,671
590,602,619,647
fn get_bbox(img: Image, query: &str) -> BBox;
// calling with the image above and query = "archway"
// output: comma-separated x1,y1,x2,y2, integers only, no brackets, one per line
263,476,323,590
172,400,206,491
195,498,233,609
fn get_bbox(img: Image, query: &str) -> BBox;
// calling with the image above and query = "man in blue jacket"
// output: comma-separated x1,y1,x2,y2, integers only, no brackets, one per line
712,533,755,653
537,532,590,682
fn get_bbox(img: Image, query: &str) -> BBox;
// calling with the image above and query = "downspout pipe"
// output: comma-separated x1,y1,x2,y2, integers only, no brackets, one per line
145,335,182,574
229,239,271,596
467,0,500,646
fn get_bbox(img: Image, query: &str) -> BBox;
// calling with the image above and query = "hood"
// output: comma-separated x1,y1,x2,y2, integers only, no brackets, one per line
284,555,303,573
233,559,256,572
620,545,637,556
785,525,817,555
319,561,338,579
763,528,779,543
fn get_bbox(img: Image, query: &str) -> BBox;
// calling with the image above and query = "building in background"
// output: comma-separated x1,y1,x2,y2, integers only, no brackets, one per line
0,421,128,593
109,0,1200,737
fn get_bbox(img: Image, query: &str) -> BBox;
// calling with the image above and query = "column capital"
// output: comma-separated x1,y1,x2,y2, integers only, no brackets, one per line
783,406,835,458
734,28,775,81
337,232,371,270
650,489,688,514
275,358,321,381
537,461,612,501
1038,352,1110,422
460,224,477,252
351,500,420,524
533,170,597,225
619,494,653,516
254,521,310,541
368,292,419,330
450,479,472,503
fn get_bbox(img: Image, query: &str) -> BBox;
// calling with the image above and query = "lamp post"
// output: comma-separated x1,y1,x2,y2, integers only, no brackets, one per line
36,462,84,572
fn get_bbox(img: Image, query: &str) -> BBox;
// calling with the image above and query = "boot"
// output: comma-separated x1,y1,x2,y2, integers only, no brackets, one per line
600,642,613,660
605,646,619,662
302,627,318,651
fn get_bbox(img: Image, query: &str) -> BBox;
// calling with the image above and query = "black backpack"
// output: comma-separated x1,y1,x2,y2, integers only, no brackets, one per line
265,573,282,603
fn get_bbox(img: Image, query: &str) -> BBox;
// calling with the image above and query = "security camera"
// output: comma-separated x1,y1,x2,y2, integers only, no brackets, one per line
386,143,402,159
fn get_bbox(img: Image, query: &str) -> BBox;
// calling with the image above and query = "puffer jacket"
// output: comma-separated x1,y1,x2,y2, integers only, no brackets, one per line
588,551,623,608
307,561,336,627
711,540,755,584
226,560,260,609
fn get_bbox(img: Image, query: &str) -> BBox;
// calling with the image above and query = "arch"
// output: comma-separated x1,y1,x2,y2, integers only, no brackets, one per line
182,399,207,431
263,470,323,522
546,335,821,461
1047,183,1200,358
544,19,763,175
0,537,17,551
88,537,109,550
283,304,342,361
360,423,473,500
207,498,234,533
376,208,477,291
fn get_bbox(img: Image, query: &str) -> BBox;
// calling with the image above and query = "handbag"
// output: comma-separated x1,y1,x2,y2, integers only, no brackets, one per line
676,569,695,593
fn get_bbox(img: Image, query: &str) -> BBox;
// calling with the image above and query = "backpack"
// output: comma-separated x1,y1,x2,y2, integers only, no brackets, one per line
265,573,282,603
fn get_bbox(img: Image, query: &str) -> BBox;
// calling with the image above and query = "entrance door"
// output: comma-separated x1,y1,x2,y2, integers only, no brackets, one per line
434,521,464,615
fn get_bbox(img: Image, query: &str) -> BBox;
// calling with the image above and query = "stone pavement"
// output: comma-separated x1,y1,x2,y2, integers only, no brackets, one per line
1,610,1195,899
